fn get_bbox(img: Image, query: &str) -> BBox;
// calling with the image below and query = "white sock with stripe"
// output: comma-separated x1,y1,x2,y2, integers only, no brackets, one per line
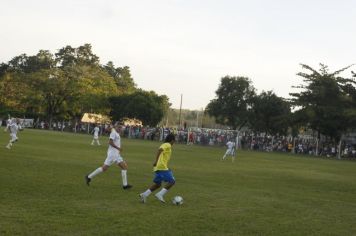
88,167,103,179
121,170,128,186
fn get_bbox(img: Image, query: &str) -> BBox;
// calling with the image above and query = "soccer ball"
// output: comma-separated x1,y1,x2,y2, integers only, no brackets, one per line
172,196,183,205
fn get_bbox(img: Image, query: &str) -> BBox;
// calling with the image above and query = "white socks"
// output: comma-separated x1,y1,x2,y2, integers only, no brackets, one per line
121,170,128,186
156,188,168,197
142,188,168,197
87,168,128,185
91,140,101,145
142,189,152,197
88,167,103,179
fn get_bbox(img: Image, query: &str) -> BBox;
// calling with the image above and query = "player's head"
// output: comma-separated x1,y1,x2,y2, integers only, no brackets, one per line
165,133,175,144
113,122,122,131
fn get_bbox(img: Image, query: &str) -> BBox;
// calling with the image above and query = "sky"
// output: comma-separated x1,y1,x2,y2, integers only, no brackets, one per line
1,0,355,110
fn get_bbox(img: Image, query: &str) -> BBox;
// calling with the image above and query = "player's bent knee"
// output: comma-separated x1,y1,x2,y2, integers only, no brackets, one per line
118,161,128,170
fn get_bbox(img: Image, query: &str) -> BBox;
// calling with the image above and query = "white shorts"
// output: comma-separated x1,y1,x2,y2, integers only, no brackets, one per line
104,152,124,166
10,133,18,142
225,148,234,155
93,134,99,139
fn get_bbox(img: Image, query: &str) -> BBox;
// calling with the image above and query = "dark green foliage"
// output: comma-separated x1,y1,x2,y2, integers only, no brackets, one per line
290,64,356,141
0,44,138,122
206,76,256,130
104,61,136,94
109,90,170,126
250,91,291,135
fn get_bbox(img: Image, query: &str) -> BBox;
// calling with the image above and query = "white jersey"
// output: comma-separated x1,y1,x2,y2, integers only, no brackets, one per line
93,127,100,138
107,128,121,155
9,123,19,135
226,141,235,150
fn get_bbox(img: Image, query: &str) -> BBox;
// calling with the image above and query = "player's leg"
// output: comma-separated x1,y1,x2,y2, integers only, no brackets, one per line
91,137,95,145
6,134,16,149
223,149,232,160
155,170,175,203
139,172,163,203
222,149,229,160
230,148,235,162
117,160,132,189
139,183,161,203
6,137,12,149
96,138,101,145
85,155,112,185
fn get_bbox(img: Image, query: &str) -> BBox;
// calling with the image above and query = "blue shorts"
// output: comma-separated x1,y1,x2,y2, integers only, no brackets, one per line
153,170,175,184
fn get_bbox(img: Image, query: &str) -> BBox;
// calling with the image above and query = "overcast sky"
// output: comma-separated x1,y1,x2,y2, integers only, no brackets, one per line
1,0,355,109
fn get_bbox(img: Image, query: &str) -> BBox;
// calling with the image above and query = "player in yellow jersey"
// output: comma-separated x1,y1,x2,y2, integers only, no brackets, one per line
139,133,176,203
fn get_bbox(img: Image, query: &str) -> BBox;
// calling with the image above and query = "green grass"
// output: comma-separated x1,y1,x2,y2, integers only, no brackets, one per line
1,129,356,236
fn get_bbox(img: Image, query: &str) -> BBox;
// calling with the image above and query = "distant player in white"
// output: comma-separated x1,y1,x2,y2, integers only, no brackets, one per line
6,118,20,149
91,125,101,145
85,123,132,189
222,140,236,162
4,116,12,132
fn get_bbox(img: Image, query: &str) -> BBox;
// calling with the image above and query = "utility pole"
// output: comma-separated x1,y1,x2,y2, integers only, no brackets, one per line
178,94,183,128
196,110,199,127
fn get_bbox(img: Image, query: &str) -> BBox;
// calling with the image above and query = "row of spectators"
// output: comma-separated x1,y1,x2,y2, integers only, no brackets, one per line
119,126,356,158
26,120,356,159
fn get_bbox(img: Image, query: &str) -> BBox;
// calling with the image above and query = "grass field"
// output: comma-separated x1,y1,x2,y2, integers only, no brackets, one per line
1,129,356,236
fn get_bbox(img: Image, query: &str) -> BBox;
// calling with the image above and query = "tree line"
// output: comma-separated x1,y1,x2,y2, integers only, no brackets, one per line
0,44,170,127
1,43,355,144
206,64,356,143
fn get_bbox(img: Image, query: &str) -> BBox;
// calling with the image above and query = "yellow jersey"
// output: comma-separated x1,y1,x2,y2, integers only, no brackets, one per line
154,142,172,171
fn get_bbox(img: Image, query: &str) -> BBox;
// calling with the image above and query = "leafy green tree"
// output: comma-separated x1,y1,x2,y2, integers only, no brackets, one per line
70,65,119,116
249,91,291,135
0,44,130,122
55,44,99,67
24,68,80,127
109,90,169,126
206,76,256,130
290,63,355,141
104,62,136,93
0,72,29,115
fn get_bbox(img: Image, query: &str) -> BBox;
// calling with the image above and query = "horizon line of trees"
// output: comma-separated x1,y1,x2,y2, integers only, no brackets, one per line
1,44,355,143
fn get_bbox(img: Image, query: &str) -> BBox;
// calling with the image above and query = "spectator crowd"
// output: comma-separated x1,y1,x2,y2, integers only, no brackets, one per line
9,119,356,159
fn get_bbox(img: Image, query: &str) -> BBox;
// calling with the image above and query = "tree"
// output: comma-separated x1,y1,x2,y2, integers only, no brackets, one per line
55,44,99,68
290,63,355,141
24,68,81,127
206,76,256,130
103,62,136,94
109,90,170,126
249,91,291,136
70,64,119,116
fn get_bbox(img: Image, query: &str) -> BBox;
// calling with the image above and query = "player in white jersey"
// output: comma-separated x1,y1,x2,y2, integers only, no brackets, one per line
6,118,19,149
85,123,132,189
91,125,101,145
222,140,236,162
4,117,12,132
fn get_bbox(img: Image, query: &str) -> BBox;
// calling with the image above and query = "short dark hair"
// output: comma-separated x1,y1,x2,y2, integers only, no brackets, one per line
165,133,175,143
